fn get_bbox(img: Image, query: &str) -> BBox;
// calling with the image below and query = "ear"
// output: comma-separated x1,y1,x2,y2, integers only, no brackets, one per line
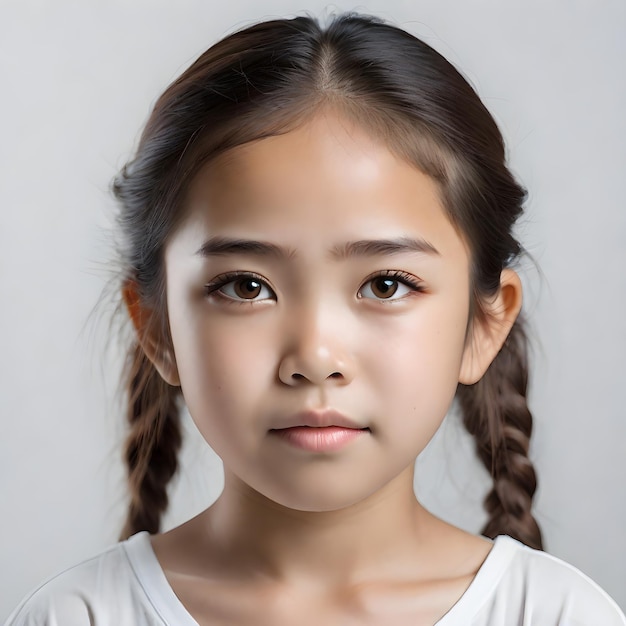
459,269,523,385
122,280,181,386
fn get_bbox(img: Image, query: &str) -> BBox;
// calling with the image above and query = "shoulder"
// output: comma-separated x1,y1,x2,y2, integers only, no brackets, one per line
4,533,164,626
470,536,626,625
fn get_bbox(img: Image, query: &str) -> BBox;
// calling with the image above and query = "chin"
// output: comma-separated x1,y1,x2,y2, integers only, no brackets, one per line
252,474,397,514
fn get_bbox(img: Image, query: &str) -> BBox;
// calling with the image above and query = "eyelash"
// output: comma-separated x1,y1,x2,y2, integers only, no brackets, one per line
205,271,275,303
204,270,425,303
358,270,425,301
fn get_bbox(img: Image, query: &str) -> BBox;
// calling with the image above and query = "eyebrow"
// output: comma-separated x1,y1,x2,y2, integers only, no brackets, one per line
195,236,439,259
195,237,288,258
332,237,440,258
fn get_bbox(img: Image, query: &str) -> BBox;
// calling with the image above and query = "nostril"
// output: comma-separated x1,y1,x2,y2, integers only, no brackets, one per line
328,372,343,379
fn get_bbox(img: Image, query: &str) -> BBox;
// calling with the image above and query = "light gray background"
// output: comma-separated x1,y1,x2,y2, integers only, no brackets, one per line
1,0,625,620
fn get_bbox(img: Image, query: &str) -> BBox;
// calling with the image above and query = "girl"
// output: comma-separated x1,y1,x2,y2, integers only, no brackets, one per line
6,12,625,626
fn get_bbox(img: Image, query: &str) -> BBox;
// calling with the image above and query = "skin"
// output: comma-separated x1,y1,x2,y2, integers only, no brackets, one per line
130,110,522,625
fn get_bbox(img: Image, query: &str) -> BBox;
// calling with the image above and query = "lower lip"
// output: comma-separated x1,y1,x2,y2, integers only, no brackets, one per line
271,426,368,452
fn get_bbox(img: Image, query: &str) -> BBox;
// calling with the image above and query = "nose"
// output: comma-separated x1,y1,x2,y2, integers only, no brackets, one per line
278,305,355,387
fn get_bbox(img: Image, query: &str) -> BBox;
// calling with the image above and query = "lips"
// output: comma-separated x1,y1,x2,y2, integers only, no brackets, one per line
269,408,367,431
269,409,369,452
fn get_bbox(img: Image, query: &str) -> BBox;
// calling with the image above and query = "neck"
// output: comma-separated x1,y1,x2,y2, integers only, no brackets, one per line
201,464,434,588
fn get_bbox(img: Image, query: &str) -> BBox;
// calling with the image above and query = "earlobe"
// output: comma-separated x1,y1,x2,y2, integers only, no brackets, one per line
459,269,523,385
122,280,181,387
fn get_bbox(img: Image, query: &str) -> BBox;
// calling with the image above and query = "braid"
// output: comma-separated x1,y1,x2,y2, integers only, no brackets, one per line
119,342,182,540
457,318,544,550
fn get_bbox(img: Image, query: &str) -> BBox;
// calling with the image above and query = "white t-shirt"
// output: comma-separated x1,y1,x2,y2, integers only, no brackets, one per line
5,533,625,625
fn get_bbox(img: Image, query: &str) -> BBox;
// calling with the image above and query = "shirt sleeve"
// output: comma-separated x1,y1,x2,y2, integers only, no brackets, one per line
4,592,94,626
3,539,167,626
511,542,626,625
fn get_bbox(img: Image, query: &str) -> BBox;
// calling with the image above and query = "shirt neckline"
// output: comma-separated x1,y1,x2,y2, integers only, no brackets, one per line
436,535,522,624
123,531,522,626
123,531,199,625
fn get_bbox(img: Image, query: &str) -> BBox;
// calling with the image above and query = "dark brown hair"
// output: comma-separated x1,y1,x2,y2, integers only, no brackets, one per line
114,13,543,549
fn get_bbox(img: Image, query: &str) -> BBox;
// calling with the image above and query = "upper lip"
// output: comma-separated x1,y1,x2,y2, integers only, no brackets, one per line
270,409,367,430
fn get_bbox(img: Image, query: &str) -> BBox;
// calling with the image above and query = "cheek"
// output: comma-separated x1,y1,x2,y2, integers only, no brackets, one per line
365,299,469,430
168,301,276,429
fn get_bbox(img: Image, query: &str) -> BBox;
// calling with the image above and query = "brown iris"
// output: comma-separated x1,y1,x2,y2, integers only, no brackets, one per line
233,278,263,299
370,278,398,299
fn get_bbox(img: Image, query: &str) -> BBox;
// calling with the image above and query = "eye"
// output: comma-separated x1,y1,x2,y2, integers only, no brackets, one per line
358,272,423,301
206,273,275,302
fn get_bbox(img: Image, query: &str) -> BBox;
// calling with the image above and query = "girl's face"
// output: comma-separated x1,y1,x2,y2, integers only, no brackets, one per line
162,112,475,512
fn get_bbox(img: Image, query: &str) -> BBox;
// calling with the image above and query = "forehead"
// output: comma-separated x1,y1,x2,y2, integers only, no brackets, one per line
173,112,468,262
